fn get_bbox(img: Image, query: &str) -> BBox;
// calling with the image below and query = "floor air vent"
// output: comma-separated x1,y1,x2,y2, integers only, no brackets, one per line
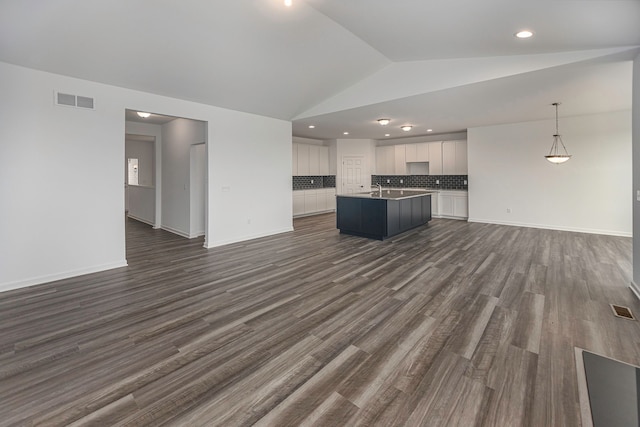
610,304,635,320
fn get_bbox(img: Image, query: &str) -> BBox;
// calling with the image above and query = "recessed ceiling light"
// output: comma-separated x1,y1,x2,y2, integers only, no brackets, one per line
308,125,315,129
284,0,292,6
137,112,151,118
427,129,433,132
343,132,349,135
401,125,412,132
385,134,390,137
515,30,533,39
377,118,390,126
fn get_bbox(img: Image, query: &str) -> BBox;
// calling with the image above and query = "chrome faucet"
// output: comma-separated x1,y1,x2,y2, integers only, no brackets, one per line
377,183,382,192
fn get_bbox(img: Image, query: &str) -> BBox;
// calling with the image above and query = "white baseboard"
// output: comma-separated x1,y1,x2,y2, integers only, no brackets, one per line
205,226,294,249
161,225,191,239
630,281,640,301
0,260,128,294
467,217,632,237
293,209,336,218
189,230,205,239
434,215,467,221
127,213,155,227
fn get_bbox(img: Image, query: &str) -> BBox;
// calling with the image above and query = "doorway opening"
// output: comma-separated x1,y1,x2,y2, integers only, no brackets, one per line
125,134,156,225
124,109,208,258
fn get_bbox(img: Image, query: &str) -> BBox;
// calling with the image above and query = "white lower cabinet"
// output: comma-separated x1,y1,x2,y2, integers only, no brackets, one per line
325,189,337,211
304,190,318,213
439,193,454,217
293,188,337,217
431,192,439,216
453,195,468,218
293,193,305,216
436,190,468,219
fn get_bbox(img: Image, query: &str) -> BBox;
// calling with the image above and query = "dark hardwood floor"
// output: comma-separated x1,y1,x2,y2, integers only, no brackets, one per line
1,214,639,426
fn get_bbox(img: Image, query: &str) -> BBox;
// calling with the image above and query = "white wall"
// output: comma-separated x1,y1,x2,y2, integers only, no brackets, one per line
632,53,640,291
335,139,376,194
125,121,163,227
206,111,293,247
125,139,154,186
161,118,205,237
127,186,155,225
292,136,324,146
125,138,155,225
190,143,206,238
468,110,632,236
0,61,292,291
377,131,468,146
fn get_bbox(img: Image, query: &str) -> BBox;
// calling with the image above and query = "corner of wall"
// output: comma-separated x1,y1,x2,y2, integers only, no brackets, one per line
632,52,640,285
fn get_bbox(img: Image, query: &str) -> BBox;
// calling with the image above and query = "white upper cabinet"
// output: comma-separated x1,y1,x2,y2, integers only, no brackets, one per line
405,144,417,162
293,143,331,176
297,143,310,175
394,145,406,175
442,141,456,175
406,143,429,162
416,142,429,162
428,142,443,175
375,145,395,175
375,140,465,176
442,140,467,175
455,140,468,175
292,143,298,175
309,145,320,175
318,146,330,175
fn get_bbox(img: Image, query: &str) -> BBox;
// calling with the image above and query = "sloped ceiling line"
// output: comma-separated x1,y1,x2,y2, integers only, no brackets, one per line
295,47,639,120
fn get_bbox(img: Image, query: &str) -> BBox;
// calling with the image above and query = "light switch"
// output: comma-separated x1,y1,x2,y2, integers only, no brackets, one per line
637,190,640,201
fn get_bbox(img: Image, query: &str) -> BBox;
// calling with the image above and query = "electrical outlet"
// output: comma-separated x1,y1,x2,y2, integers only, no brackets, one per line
436,179,439,185
400,179,403,184
506,208,511,213
464,180,468,185
387,179,390,184
311,179,314,184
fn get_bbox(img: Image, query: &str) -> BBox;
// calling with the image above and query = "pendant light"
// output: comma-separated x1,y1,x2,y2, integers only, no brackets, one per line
545,102,571,164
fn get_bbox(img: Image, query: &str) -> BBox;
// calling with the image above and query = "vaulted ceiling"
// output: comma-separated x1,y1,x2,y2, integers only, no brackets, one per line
1,0,638,140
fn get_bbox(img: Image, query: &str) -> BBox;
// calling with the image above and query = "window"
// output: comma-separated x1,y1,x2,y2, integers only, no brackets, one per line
128,158,139,185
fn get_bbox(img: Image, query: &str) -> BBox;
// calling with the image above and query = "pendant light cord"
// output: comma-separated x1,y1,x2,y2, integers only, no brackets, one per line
553,102,559,137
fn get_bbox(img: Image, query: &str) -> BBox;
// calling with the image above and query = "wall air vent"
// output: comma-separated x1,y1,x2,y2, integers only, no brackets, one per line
55,91,95,110
76,96,94,109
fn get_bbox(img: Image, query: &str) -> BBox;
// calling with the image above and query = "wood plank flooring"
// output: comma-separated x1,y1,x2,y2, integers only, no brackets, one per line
1,214,639,426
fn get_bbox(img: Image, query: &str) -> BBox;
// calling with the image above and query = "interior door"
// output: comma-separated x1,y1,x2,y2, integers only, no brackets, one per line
342,156,367,194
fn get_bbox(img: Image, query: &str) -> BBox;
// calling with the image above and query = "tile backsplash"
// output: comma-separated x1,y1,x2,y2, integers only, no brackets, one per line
293,176,336,190
372,175,468,190
293,174,467,191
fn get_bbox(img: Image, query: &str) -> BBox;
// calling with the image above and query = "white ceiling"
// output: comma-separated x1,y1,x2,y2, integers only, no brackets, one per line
124,110,177,126
1,0,638,140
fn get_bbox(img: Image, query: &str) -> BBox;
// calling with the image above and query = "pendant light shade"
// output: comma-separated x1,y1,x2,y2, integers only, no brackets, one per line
545,103,571,164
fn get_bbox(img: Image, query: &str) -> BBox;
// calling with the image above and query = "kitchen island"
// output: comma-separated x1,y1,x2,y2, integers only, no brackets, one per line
336,189,433,240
